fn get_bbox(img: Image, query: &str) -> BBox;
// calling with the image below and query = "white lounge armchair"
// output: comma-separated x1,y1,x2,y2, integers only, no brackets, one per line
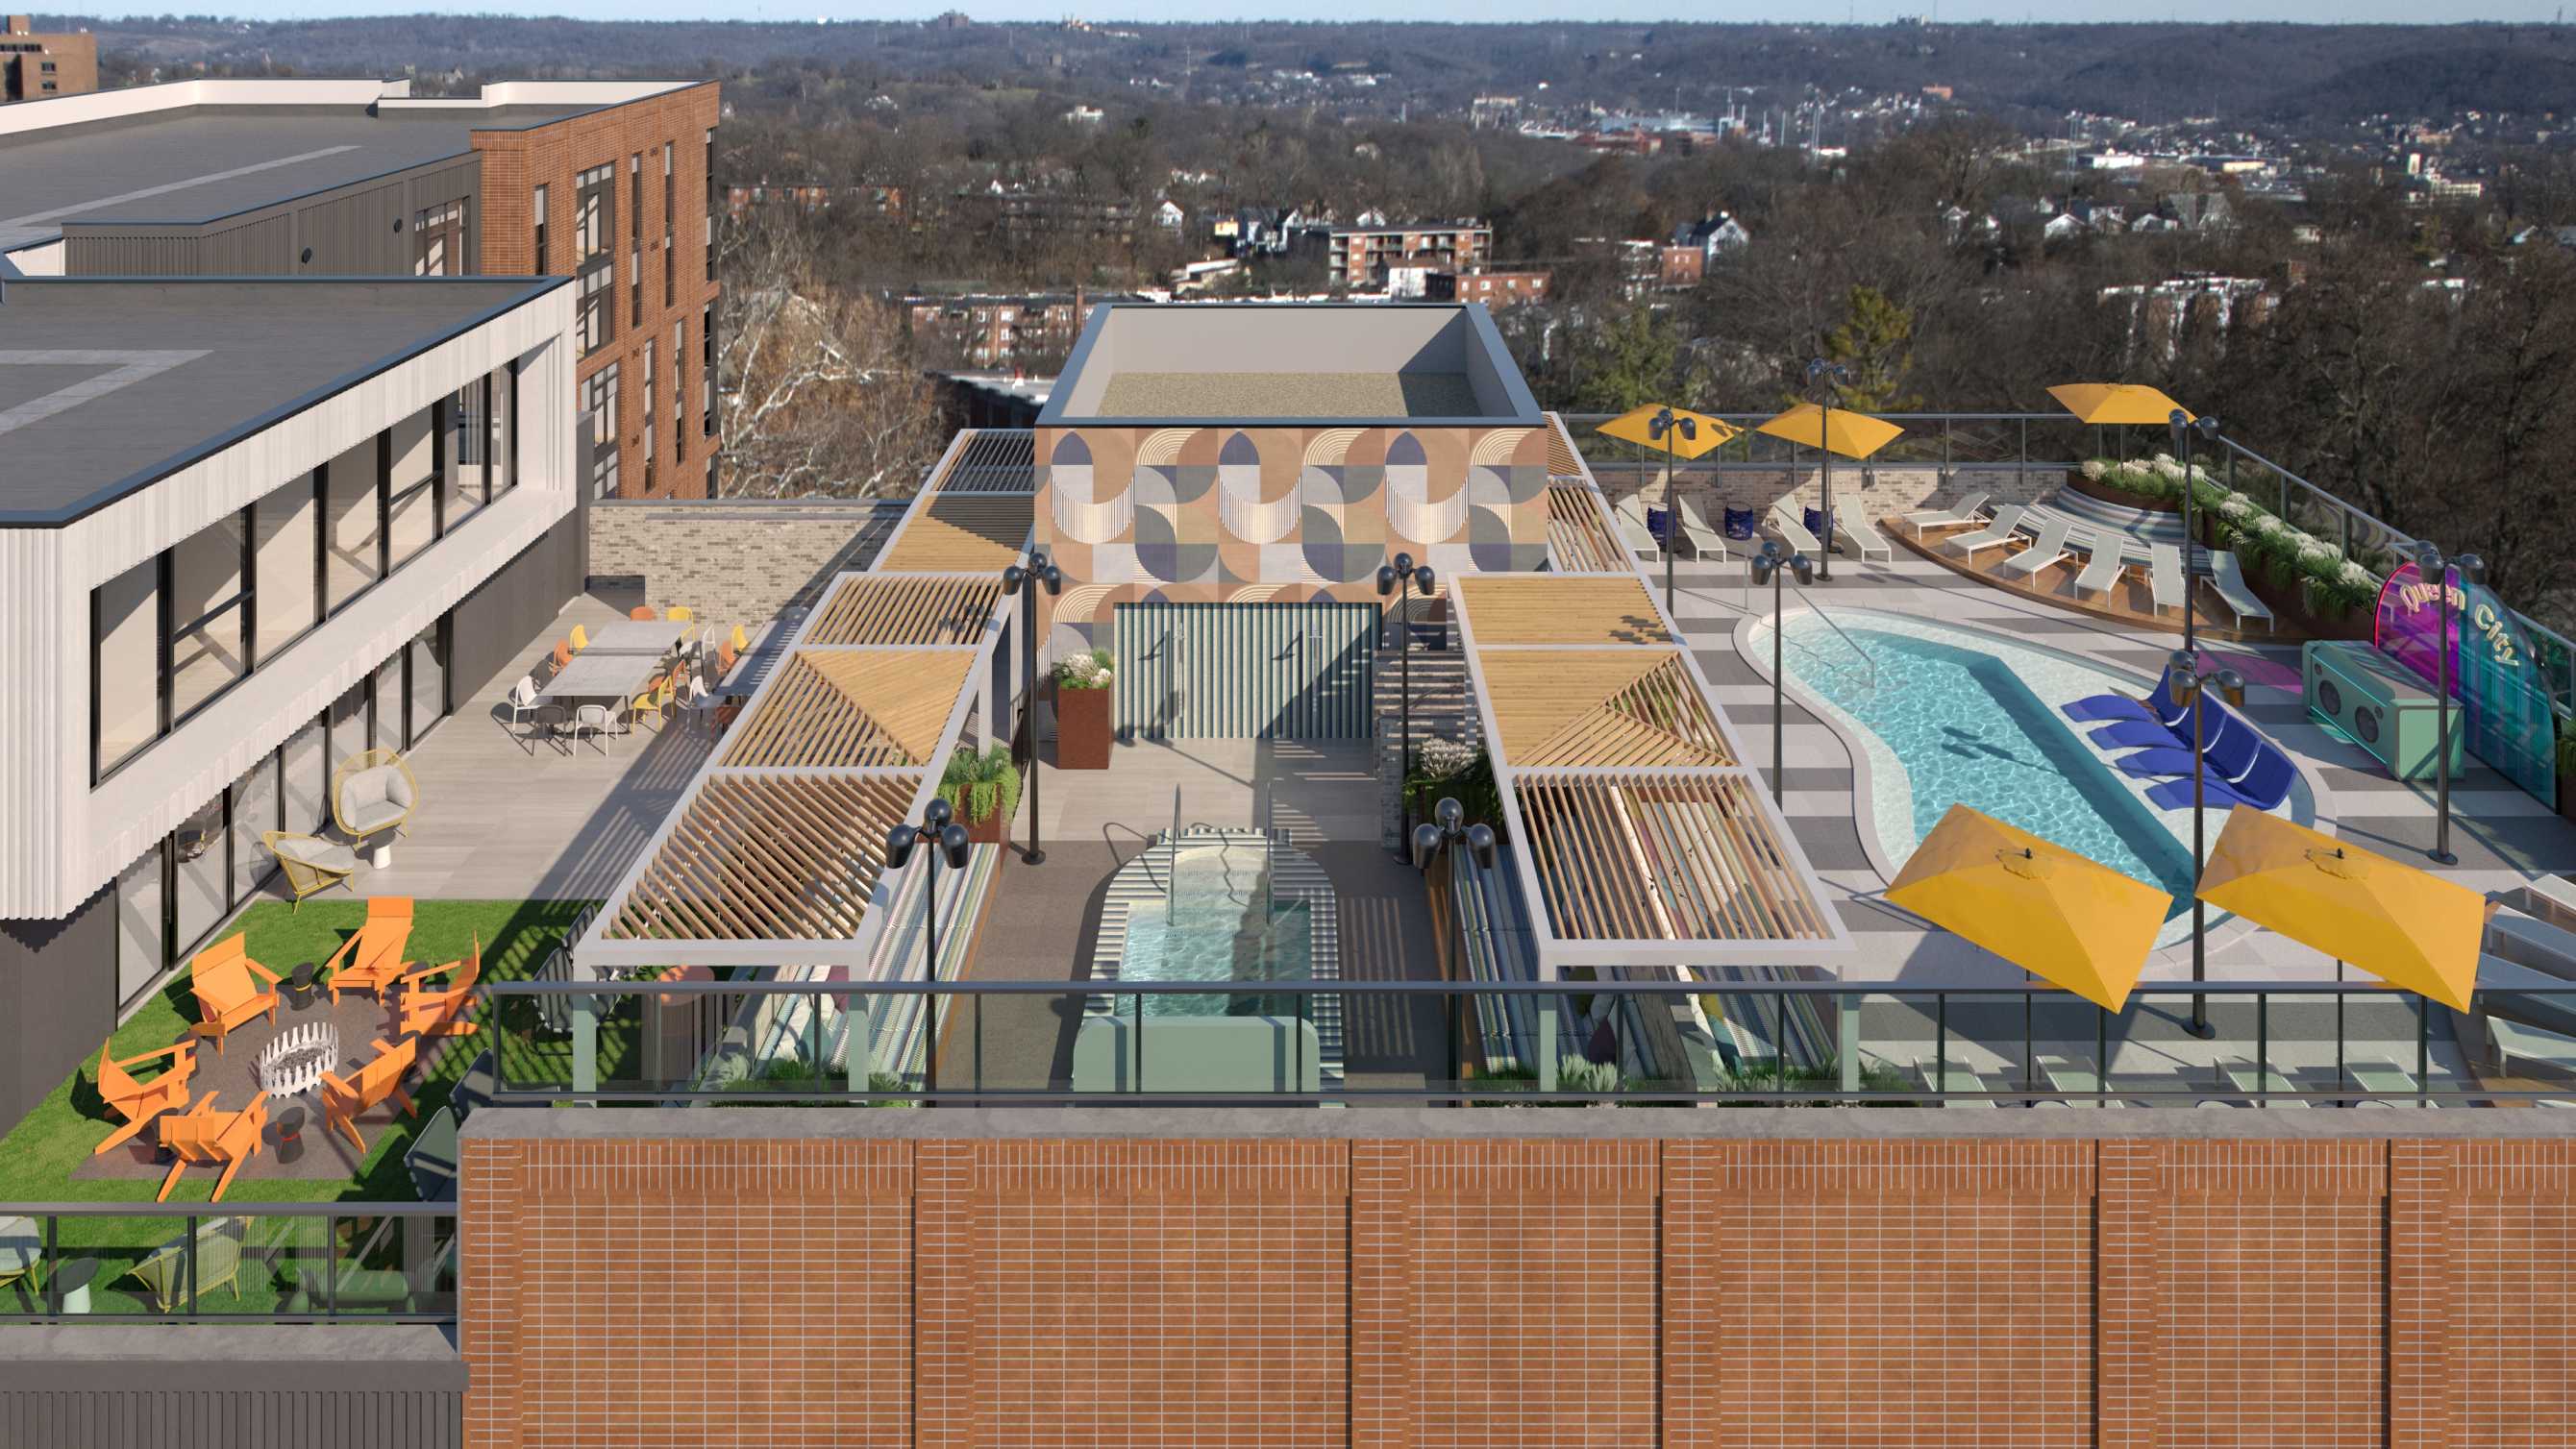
2208,551,2275,631
330,749,417,854
1899,492,1991,539
1995,515,2077,580
1943,503,2030,560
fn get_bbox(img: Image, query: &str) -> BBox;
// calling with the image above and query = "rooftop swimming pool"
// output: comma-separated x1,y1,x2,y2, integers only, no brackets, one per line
1116,841,1313,1016
1767,609,2204,925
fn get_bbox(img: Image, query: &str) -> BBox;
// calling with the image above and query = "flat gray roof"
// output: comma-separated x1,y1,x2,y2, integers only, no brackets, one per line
0,105,589,251
0,276,562,526
1040,302,1545,428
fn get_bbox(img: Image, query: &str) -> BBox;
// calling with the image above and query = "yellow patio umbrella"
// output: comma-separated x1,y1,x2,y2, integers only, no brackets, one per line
2196,806,2483,1012
1752,400,1904,460
2045,382,2193,427
1885,804,2172,1012
1595,403,1739,456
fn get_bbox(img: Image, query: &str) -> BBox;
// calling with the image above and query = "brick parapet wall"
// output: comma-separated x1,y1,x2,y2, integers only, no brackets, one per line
584,500,905,624
459,1124,2576,1449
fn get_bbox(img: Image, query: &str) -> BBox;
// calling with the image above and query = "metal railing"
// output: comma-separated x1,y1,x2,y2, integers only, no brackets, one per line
484,977,2576,1107
1562,409,2576,716
0,1203,457,1324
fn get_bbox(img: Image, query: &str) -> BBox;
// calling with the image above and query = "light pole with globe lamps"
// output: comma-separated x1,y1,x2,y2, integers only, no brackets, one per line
1751,539,1814,801
2168,409,2222,651
2413,542,2475,867
1378,551,1436,843
1647,405,1697,617
1000,549,1063,865
2166,650,2243,1038
1806,358,1849,582
885,798,972,1093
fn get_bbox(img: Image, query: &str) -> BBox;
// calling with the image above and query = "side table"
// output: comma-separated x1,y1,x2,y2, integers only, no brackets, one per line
273,1104,309,1165
53,1256,99,1314
281,962,320,1012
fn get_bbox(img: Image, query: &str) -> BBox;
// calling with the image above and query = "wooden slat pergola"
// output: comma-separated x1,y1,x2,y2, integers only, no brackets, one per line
720,650,977,769
1545,481,1626,574
1450,562,1848,974
601,773,923,943
806,575,1004,647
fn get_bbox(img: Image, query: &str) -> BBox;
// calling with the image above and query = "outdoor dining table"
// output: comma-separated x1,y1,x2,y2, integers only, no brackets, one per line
536,651,666,706
581,618,689,655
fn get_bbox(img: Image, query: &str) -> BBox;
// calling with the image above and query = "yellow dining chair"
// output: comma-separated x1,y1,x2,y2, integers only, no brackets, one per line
667,605,694,623
568,624,590,653
729,623,750,654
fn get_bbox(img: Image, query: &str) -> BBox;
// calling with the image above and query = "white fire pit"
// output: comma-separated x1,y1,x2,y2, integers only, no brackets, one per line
256,1019,341,1098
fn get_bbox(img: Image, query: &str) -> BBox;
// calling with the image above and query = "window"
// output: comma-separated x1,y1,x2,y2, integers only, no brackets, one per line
325,432,382,611
631,244,643,331
167,511,247,724
92,556,161,777
630,155,645,328
251,473,321,665
663,141,677,307
172,793,226,958
386,408,438,572
227,751,280,904
576,162,613,263
408,619,448,749
445,378,486,528
640,339,656,492
584,362,620,497
413,198,465,277
532,184,549,271
706,127,718,282
285,716,327,840
674,318,688,463
115,847,163,1006
492,362,518,498
328,675,370,766
577,263,613,356
631,153,643,248
703,302,718,437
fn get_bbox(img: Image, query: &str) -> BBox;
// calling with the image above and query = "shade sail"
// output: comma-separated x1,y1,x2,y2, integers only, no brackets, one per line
1753,402,1904,461
2046,382,2193,427
1885,804,2170,1011
1595,404,1739,458
2196,807,2482,1011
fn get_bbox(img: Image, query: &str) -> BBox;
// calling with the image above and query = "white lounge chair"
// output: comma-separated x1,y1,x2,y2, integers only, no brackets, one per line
1915,1057,1997,1106
2208,551,2275,631
1943,503,2030,560
2491,1017,2576,1080
1995,515,2077,580
1836,507,1895,565
2074,543,2127,600
1669,497,1734,563
1899,492,1990,539
1766,503,1825,557
1611,494,1662,558
2149,543,2186,616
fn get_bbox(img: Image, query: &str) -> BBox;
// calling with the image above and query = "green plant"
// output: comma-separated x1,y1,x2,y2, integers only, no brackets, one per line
2555,724,2576,780
1406,744,1501,831
1053,648,1113,691
939,744,1023,825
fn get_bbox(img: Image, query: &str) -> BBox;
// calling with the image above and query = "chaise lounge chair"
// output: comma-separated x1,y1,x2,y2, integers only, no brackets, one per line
1995,515,2077,580
1942,504,2030,560
2149,543,2187,617
1767,503,1826,556
1610,495,1662,558
1835,506,1895,565
1899,492,1991,539
2208,551,2275,631
1668,497,1733,563
2073,543,2127,600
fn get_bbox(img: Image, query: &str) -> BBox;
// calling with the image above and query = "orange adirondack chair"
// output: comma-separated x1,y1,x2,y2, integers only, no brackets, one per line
394,936,483,1040
156,1091,268,1203
318,1036,419,1155
89,1038,198,1156
322,896,417,1003
187,935,281,1055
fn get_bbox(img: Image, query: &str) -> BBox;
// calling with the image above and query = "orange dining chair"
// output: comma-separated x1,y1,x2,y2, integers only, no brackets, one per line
394,937,483,1041
550,639,573,675
322,896,417,1003
157,1092,269,1203
318,1036,419,1155
89,1037,198,1156
187,935,281,1055
629,605,657,621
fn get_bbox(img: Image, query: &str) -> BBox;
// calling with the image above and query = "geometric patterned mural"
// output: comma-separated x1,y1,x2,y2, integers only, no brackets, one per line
1035,423,1552,652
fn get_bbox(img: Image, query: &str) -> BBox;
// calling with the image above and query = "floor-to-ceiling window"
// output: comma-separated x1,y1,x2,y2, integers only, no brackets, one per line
170,794,227,956
167,506,248,723
252,472,322,664
113,848,163,1006
408,620,448,749
386,407,438,573
226,752,280,904
325,433,383,611
284,716,327,838
92,556,160,778
371,663,402,757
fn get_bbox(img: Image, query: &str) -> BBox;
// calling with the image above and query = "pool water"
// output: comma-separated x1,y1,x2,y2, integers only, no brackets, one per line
1779,615,2197,916
1119,843,1314,1016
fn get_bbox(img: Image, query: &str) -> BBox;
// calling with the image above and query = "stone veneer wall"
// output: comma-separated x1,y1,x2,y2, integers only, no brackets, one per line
585,499,907,624
459,1110,2576,1449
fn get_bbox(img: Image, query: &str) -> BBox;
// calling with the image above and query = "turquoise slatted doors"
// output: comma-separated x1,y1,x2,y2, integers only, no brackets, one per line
1113,602,1377,741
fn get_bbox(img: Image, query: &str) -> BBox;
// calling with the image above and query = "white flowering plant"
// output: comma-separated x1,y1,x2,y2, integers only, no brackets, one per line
1053,648,1115,691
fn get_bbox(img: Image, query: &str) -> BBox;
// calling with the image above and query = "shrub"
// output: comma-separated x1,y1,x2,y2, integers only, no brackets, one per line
1407,744,1502,830
1053,648,1114,691
939,744,1022,825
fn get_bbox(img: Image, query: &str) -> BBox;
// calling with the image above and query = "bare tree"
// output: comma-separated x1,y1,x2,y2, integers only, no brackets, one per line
717,214,946,499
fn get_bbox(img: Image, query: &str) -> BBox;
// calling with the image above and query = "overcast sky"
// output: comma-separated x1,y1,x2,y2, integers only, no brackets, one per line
111,2,2573,24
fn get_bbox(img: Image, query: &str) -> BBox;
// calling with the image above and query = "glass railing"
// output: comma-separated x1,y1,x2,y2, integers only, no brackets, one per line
0,1203,456,1323
485,978,2576,1107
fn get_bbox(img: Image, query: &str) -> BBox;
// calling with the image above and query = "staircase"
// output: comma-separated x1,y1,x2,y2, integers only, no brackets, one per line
1374,612,1477,748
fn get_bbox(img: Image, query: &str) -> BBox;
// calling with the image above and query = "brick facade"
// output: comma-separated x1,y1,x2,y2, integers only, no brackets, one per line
458,1122,2576,1449
585,499,904,622
0,14,95,101
474,83,723,500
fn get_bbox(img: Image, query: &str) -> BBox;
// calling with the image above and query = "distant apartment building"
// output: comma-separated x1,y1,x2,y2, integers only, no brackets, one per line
1325,220,1491,289
0,77,723,500
1427,267,1549,308
0,12,92,101
959,187,1137,246
907,291,1136,367
725,181,904,220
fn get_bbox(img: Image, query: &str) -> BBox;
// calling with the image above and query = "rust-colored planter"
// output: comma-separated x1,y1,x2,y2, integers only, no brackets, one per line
1055,684,1112,770
958,801,1013,848
2064,469,2181,514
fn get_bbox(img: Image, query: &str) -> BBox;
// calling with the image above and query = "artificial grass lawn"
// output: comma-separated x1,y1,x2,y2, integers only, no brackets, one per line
0,897,593,1211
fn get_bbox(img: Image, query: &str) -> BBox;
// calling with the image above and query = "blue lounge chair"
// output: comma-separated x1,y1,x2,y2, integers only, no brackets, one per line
2089,701,2216,752
2063,672,2184,726
2116,709,2260,782
2146,774,2259,813
2226,745,2297,810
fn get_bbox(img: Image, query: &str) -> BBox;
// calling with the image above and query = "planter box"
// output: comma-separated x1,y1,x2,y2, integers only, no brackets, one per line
957,800,1013,848
2065,470,2181,514
1055,684,1112,770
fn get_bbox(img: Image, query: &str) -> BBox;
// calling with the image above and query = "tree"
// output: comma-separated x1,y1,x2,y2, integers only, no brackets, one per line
1566,306,1680,415
716,216,945,499
1814,284,1920,413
